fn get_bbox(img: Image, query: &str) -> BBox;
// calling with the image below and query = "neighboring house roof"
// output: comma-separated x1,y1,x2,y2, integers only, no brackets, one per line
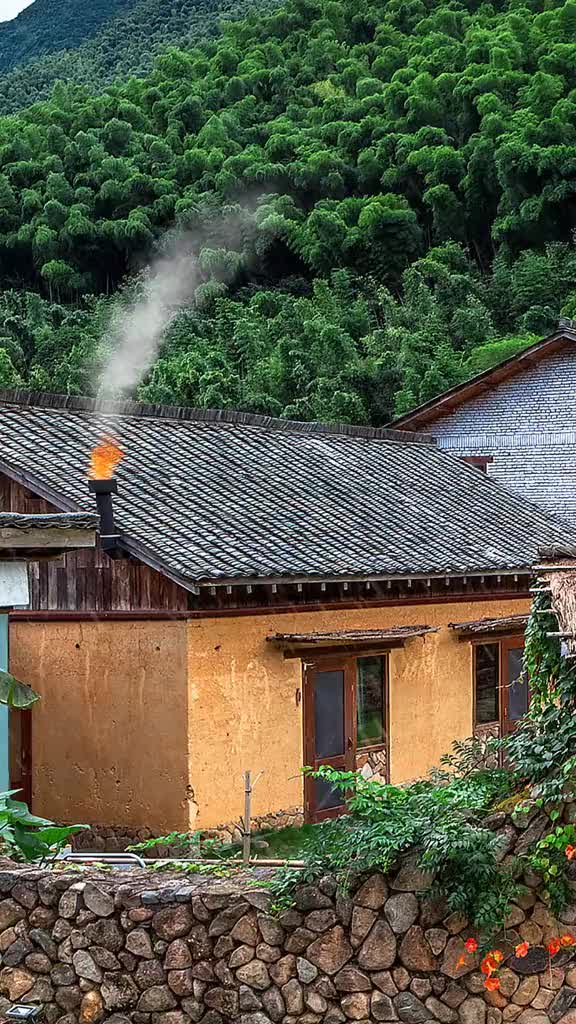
390,320,576,431
0,390,575,591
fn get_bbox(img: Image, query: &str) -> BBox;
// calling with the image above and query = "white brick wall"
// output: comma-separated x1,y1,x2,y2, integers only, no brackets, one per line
431,347,576,522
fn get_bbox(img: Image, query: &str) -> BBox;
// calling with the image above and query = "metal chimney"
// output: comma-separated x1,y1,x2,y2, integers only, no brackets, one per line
88,478,124,559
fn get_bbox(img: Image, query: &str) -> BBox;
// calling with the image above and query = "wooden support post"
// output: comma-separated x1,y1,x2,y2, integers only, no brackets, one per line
243,771,252,866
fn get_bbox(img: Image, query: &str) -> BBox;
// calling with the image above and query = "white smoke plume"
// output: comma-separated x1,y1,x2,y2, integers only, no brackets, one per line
98,235,199,399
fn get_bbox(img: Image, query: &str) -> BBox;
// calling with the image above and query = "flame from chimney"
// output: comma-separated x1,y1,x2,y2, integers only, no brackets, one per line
88,436,124,480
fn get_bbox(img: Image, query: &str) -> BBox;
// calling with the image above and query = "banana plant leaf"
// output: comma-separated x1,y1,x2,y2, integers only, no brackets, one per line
0,670,39,709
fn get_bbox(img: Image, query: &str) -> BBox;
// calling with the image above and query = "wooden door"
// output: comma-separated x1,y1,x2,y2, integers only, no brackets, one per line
500,639,529,736
303,658,355,821
9,709,32,807
303,654,389,822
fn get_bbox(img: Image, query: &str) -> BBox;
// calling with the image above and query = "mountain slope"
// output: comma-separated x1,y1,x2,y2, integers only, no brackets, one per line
0,0,134,73
0,0,574,423
0,0,276,113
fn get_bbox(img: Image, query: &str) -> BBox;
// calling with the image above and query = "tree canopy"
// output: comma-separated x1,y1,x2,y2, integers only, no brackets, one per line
0,0,273,114
1,0,576,419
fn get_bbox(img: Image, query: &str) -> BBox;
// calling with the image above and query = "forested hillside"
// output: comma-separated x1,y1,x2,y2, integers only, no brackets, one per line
0,0,273,114
2,0,576,422
0,0,132,74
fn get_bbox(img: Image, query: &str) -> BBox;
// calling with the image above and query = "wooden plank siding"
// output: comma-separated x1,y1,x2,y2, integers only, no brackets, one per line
0,473,190,612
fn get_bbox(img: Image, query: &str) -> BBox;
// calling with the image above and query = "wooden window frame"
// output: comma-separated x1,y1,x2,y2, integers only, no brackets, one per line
355,653,390,755
462,456,494,473
471,636,526,733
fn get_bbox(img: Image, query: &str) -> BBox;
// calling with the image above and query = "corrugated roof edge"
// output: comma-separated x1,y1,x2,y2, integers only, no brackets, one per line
0,389,432,443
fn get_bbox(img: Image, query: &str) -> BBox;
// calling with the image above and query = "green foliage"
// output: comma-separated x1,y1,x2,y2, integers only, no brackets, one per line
127,829,226,858
528,824,576,915
503,592,576,806
0,791,86,863
0,670,39,709
149,859,236,877
0,1,132,75
2,0,576,412
0,0,278,115
269,742,518,938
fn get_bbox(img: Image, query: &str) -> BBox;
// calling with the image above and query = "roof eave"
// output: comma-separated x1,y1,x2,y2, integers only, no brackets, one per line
0,456,202,596
187,566,532,589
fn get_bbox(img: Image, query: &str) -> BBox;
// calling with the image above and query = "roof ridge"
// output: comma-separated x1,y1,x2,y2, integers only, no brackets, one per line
0,388,432,443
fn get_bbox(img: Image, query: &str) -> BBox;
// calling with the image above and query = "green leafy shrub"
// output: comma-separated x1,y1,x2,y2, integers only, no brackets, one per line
269,744,518,938
127,830,226,858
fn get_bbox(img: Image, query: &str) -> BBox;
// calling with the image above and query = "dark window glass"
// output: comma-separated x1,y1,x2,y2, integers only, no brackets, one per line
357,656,385,748
313,670,345,759
507,648,528,721
475,644,499,724
313,777,343,811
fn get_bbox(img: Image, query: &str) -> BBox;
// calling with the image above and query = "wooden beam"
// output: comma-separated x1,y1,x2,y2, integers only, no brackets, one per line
282,642,406,658
0,527,96,551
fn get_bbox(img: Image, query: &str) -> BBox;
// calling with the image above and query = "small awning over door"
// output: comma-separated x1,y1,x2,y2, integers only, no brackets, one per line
267,625,437,657
449,614,528,639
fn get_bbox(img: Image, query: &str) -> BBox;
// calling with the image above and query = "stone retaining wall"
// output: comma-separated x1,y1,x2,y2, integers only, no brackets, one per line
1,842,576,1024
74,808,305,856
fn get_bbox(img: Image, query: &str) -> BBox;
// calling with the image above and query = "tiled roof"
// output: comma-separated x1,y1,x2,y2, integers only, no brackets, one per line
390,322,576,431
0,390,575,589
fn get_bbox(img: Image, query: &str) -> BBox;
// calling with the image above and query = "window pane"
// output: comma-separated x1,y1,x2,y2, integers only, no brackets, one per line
507,648,528,721
314,670,345,759
357,656,385,748
475,644,499,724
313,776,343,811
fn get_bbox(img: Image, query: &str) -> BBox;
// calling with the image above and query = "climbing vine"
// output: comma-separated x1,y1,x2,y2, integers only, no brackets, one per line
505,590,576,805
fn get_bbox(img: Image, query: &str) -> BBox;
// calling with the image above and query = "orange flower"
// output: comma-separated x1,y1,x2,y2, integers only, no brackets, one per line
465,938,478,953
515,941,530,958
456,955,467,968
481,955,499,975
548,938,561,956
484,977,501,991
566,845,576,861
491,950,504,964
561,934,576,947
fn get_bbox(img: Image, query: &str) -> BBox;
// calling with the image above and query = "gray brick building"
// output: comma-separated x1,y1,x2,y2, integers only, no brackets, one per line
392,319,576,524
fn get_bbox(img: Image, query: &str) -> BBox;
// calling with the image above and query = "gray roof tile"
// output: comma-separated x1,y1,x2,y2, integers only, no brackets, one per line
0,392,575,587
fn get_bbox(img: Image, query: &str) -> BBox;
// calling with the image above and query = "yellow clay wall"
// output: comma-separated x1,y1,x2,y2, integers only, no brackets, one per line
9,597,529,834
188,596,529,829
10,619,190,832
